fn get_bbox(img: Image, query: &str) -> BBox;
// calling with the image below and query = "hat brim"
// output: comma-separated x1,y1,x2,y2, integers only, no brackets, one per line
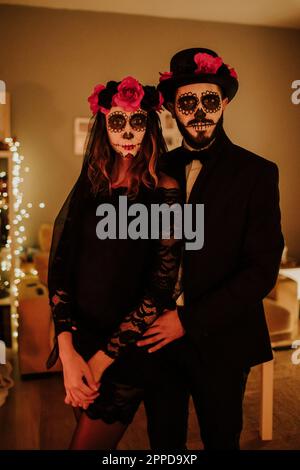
158,73,238,110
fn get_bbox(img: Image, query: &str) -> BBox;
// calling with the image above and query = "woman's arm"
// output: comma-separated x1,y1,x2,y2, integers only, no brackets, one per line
58,331,100,409
46,216,77,369
47,213,99,407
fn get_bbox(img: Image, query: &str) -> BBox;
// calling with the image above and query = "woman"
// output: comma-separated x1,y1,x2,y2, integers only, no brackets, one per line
46,76,183,449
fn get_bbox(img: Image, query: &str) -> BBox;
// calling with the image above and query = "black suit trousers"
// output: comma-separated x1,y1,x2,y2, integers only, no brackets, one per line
143,334,250,450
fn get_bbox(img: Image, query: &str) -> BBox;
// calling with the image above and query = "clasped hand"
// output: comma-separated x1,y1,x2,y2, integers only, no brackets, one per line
62,349,113,409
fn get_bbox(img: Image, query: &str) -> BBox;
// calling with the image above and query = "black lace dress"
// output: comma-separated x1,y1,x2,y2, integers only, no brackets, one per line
47,181,182,422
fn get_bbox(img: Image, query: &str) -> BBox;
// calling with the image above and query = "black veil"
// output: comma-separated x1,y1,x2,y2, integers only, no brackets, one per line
47,114,98,331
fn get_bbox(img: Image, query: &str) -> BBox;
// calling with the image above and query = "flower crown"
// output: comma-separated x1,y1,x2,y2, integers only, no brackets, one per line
159,52,238,82
88,76,164,115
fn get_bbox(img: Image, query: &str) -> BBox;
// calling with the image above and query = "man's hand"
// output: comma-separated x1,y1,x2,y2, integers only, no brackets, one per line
137,309,185,353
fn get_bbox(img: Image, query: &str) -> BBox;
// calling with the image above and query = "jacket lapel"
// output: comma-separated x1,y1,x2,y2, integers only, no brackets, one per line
188,131,232,203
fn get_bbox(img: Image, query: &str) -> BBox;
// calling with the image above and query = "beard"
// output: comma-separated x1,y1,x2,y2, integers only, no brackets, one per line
176,114,224,150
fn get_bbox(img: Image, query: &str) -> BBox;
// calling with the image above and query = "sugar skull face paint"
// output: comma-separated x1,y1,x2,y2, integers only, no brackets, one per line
174,83,228,147
106,106,147,158
177,91,221,115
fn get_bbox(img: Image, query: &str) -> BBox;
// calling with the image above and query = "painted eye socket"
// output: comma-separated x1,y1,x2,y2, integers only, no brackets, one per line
107,113,126,132
177,93,199,114
129,113,147,131
201,92,221,113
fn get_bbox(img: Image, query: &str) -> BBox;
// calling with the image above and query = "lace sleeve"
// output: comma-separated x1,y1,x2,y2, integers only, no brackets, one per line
48,219,77,336
46,215,78,369
48,171,91,343
103,186,183,359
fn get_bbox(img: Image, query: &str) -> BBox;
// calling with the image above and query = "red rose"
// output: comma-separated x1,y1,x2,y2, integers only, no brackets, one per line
112,76,144,112
87,84,106,115
228,66,238,79
194,52,223,74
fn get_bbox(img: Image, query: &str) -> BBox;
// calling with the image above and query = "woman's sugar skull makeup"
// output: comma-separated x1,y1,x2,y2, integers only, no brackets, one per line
174,83,227,146
106,106,147,159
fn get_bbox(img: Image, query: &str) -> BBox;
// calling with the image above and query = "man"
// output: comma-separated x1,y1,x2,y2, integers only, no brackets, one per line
138,48,284,449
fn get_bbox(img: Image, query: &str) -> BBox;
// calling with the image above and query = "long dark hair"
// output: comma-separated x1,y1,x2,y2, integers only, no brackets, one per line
85,110,167,199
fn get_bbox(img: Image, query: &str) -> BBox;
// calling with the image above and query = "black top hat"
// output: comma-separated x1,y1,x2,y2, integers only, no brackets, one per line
158,48,238,106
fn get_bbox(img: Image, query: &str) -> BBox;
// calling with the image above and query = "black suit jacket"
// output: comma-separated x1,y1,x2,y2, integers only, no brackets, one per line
160,129,284,368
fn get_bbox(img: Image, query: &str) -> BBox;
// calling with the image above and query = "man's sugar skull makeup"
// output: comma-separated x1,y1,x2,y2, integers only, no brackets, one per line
158,49,238,150
174,83,227,148
106,107,147,159
88,76,163,159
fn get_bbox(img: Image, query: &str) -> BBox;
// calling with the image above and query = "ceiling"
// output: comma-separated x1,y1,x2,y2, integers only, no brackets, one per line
1,0,300,29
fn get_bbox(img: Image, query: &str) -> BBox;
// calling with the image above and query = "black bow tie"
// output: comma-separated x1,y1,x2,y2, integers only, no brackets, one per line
180,147,212,166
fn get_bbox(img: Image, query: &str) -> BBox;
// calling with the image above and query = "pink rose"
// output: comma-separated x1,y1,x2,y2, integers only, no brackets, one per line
194,52,223,74
112,76,144,112
227,65,238,79
87,84,106,115
155,91,164,111
159,71,173,82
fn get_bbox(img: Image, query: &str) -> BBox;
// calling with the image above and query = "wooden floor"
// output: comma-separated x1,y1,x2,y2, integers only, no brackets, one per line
0,348,300,450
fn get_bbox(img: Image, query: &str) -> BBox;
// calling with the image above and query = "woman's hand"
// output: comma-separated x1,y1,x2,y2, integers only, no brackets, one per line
73,350,114,409
88,350,114,383
58,333,100,409
61,349,100,409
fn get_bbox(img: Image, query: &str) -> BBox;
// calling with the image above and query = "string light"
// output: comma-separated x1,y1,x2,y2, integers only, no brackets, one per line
2,138,30,342
1,137,47,346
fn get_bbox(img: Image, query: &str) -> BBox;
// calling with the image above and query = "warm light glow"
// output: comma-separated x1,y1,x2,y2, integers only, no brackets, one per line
3,137,35,346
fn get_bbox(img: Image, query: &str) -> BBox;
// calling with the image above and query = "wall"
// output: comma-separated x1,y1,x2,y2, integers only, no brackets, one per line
0,5,299,257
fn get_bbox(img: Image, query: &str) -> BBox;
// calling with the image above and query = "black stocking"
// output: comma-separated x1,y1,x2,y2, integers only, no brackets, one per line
69,411,128,450
72,406,83,423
